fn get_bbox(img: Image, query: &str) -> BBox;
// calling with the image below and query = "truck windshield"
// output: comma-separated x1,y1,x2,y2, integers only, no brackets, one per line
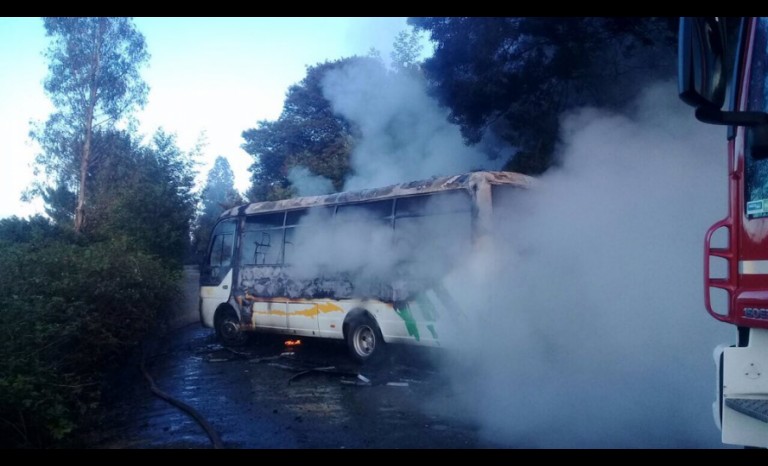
746,18,768,219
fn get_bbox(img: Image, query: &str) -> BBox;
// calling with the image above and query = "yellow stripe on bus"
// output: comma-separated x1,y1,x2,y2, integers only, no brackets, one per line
252,302,344,317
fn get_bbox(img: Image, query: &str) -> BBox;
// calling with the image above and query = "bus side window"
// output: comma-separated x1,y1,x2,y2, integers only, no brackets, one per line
336,200,394,226
284,227,297,265
241,213,285,266
394,192,472,264
284,206,335,265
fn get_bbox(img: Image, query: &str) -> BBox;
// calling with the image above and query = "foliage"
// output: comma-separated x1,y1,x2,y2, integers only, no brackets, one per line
0,218,177,447
242,57,370,201
391,29,425,73
192,156,243,259
86,129,198,269
29,17,149,232
5,17,197,449
409,17,678,174
4,127,195,449
0,215,72,244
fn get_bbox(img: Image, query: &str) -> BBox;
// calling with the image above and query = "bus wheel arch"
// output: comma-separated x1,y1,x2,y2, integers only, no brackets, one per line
343,309,384,363
214,304,248,347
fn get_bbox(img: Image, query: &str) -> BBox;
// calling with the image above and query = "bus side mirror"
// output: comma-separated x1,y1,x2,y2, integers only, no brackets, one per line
679,17,727,109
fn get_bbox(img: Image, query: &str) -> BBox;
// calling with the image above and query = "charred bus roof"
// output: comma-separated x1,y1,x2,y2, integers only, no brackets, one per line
219,170,534,220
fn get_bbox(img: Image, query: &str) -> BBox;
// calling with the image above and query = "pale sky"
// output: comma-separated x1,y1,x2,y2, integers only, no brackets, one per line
0,17,427,219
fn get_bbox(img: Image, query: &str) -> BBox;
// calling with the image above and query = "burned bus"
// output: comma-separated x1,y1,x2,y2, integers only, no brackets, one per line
199,170,532,362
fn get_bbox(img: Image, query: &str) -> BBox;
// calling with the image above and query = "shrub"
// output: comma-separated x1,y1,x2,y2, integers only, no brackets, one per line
0,222,178,447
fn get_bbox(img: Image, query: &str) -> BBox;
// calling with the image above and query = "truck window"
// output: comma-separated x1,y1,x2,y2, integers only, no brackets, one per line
746,18,768,219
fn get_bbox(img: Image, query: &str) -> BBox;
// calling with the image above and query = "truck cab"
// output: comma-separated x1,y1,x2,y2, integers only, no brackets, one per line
679,17,768,448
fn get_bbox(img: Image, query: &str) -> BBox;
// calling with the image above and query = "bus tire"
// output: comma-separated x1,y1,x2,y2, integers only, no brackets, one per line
215,308,248,347
346,315,384,363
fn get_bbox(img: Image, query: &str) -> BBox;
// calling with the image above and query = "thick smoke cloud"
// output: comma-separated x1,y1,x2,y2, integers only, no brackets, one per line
287,166,334,197
312,60,735,447
284,190,472,303
321,60,502,191
435,82,734,448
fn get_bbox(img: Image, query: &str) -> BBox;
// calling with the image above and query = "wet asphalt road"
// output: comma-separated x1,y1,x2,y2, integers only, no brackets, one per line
90,268,502,449
92,325,502,449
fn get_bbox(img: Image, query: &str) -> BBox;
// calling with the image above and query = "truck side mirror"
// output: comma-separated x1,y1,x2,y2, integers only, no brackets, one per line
679,17,727,109
679,17,768,140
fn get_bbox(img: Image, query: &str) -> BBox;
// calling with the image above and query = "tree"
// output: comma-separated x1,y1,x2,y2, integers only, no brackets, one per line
192,156,243,258
409,17,678,174
391,29,425,73
30,17,149,232
0,216,176,447
242,58,369,202
86,129,197,268
0,129,195,447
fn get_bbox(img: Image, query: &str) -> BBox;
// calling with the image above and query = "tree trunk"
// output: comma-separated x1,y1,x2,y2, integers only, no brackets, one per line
74,19,104,234
74,117,92,233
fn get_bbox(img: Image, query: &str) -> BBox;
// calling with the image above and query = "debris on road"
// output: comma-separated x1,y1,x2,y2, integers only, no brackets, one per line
399,378,423,385
340,379,371,386
248,355,283,363
268,362,301,371
225,348,252,359
287,366,357,384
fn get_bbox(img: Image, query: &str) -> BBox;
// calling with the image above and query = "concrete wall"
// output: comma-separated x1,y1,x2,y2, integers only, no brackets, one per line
168,265,201,329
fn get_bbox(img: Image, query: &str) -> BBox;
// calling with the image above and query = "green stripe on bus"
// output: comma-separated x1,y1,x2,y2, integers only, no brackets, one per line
394,302,420,341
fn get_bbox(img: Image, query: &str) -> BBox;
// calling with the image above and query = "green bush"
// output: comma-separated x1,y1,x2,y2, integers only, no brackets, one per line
0,218,179,447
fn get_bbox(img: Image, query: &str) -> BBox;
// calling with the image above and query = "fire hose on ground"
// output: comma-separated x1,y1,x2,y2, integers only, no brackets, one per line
140,350,224,449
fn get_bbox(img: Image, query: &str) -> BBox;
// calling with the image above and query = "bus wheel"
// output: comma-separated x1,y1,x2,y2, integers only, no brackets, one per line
215,310,248,347
346,315,384,363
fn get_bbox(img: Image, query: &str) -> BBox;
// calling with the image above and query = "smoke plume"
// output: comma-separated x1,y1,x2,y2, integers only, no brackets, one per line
312,63,734,447
287,166,334,197
434,82,734,448
321,60,502,191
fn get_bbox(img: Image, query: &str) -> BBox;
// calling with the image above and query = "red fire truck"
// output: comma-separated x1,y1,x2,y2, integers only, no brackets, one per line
679,17,768,447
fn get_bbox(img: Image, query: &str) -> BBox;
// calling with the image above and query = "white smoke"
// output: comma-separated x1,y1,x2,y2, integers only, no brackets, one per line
321,60,503,191
434,81,735,448
286,191,471,301
287,166,334,197
287,206,399,281
296,69,734,447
